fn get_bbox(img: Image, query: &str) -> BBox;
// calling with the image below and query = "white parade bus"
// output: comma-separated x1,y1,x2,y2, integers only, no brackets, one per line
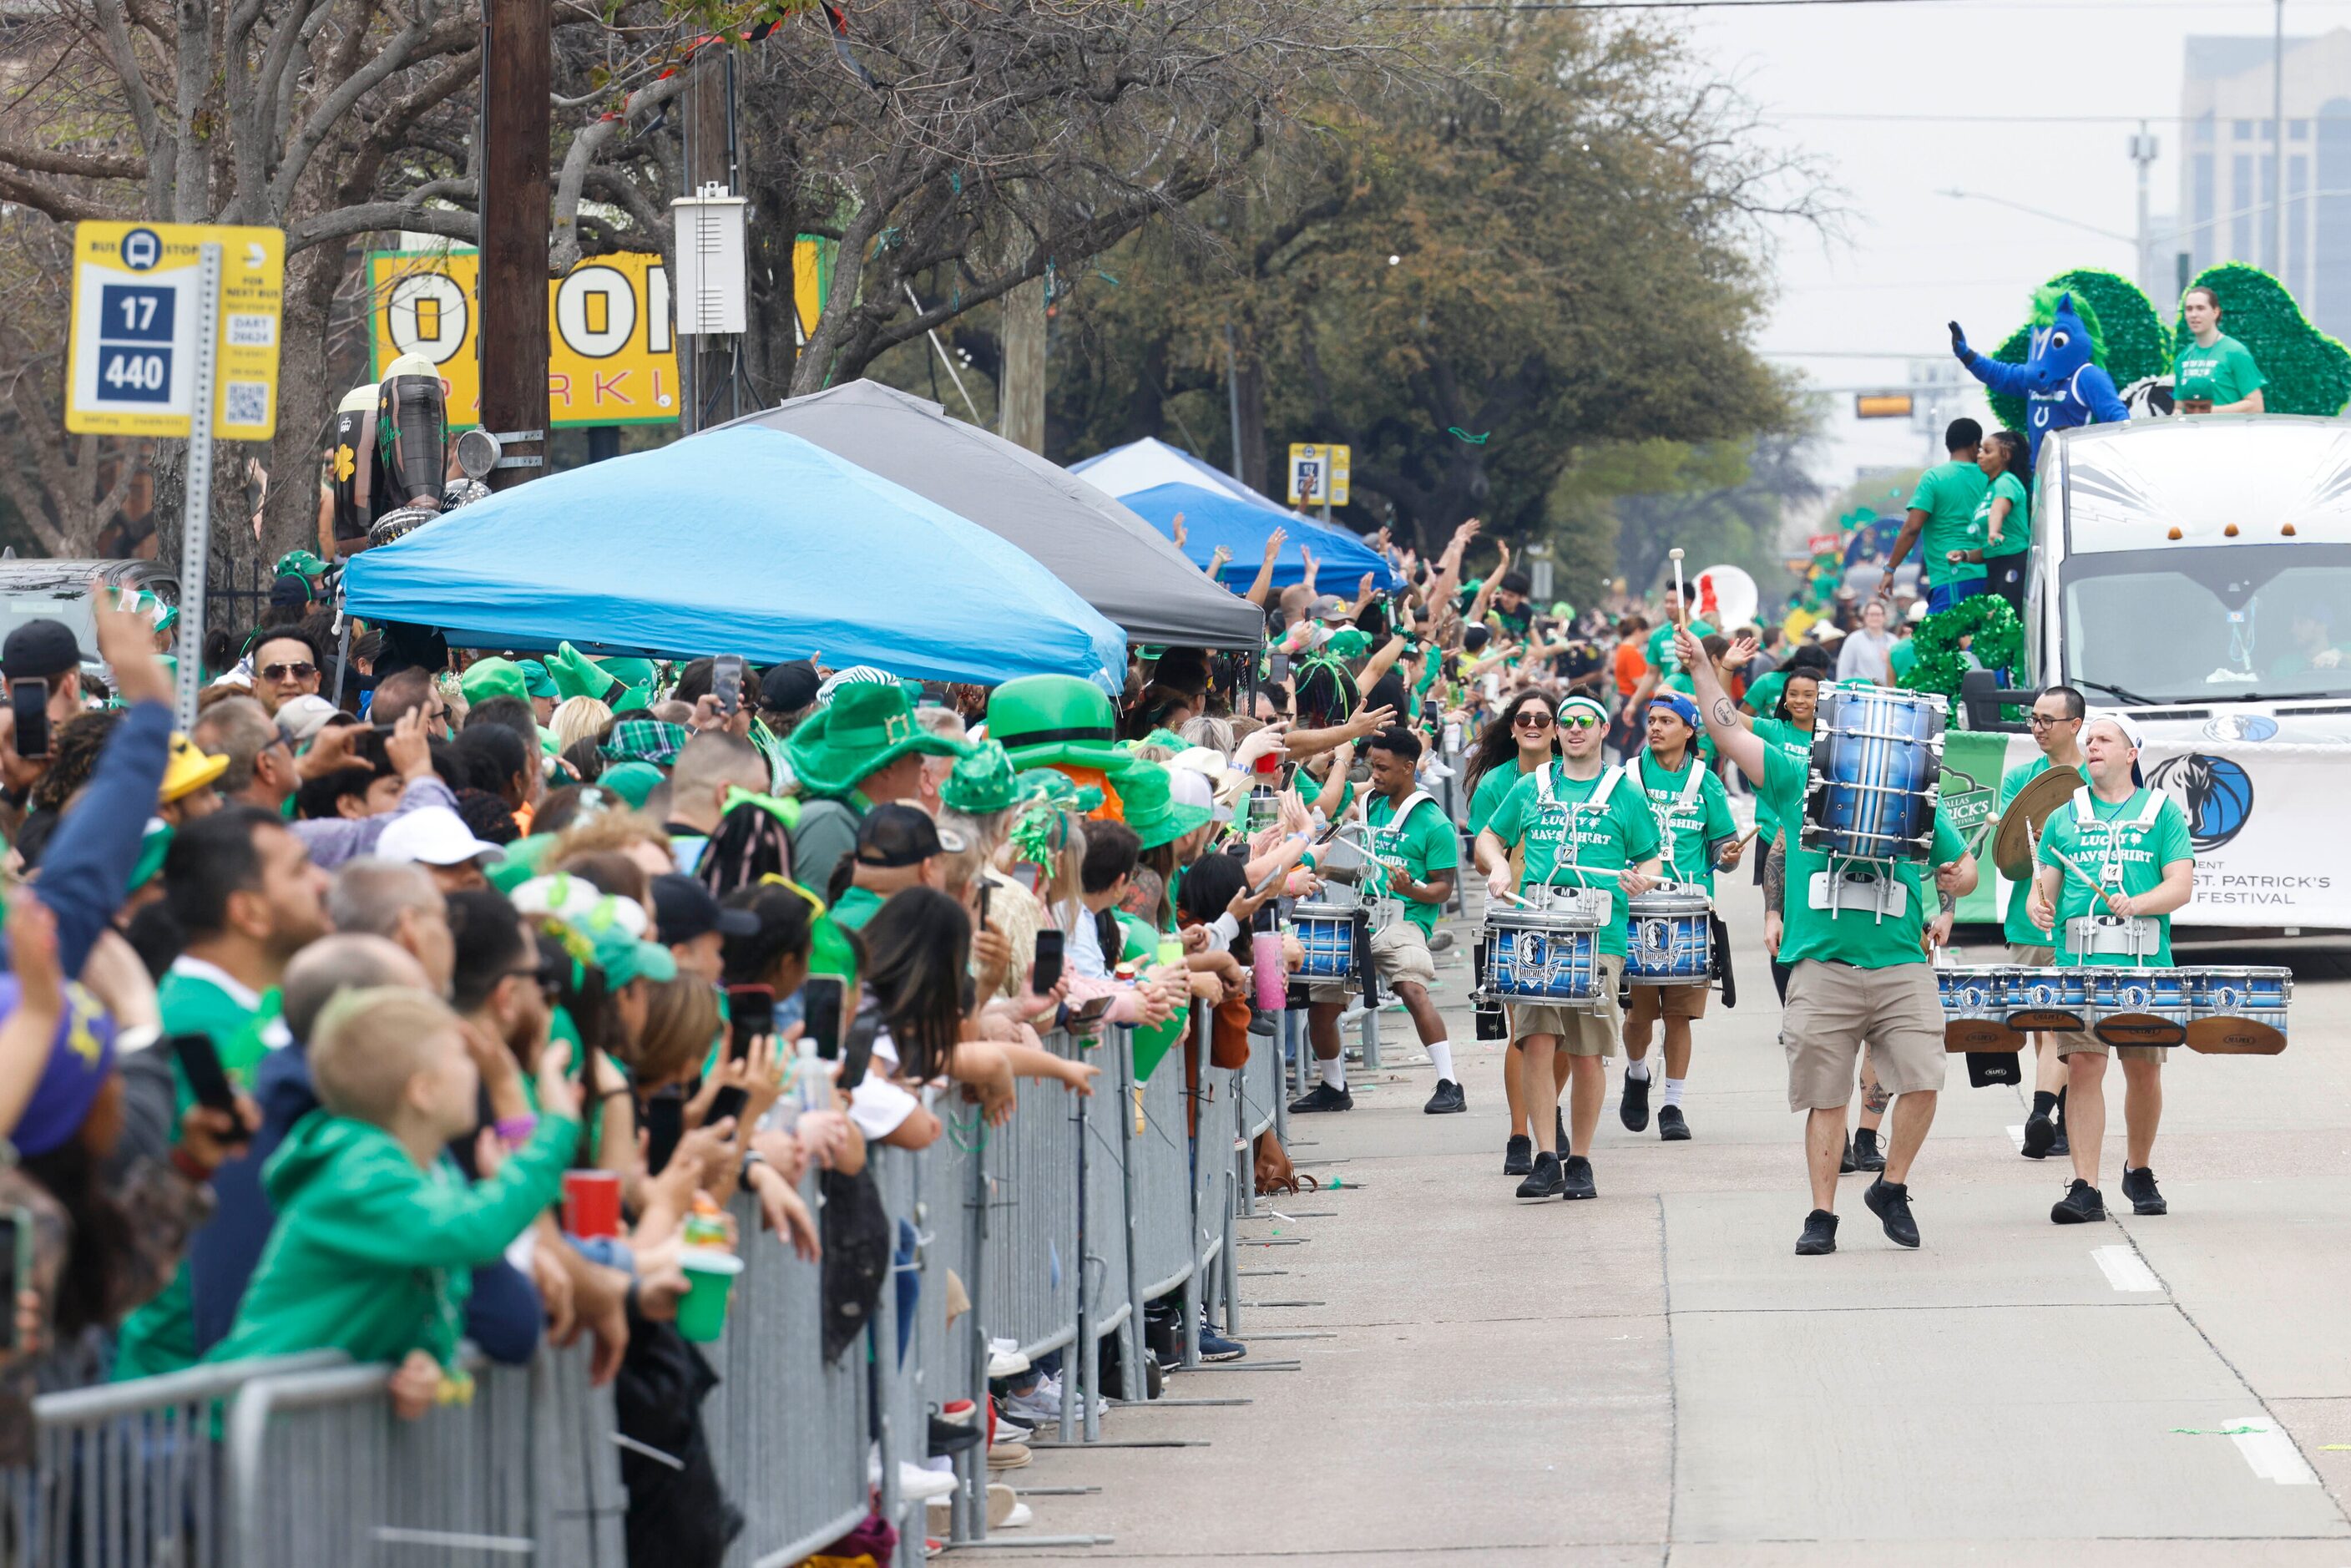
1990,415,2351,934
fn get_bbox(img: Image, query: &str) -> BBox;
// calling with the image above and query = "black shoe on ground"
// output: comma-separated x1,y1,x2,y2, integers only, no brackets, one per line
2021,1112,2057,1159
1516,1151,1565,1199
1863,1177,1921,1248
1853,1127,1887,1172
1657,1105,1691,1141
1247,1011,1276,1038
1620,1069,1652,1131
2050,1129,2070,1158
1839,1134,1857,1175
1560,1155,1597,1200
1423,1079,1467,1115
2050,1177,2106,1224
2121,1165,2168,1216
1555,1108,1570,1158
1503,1134,1533,1176
1795,1209,1839,1256
1287,1082,1352,1114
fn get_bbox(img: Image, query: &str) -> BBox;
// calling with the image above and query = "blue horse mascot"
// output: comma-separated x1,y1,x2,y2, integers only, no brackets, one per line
1948,291,2129,463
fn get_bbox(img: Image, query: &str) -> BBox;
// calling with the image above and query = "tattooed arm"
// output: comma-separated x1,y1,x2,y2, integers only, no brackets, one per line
1762,834,1786,913
1676,625,1768,787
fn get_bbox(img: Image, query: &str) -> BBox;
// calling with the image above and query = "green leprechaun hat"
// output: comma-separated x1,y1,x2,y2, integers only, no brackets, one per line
786,681,967,800
986,675,1144,817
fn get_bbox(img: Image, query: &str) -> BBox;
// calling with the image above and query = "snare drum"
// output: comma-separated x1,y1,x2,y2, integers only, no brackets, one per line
1624,884,1712,985
2086,968,2190,1049
1478,901,1603,1007
2186,965,2293,1055
1292,901,1358,983
1801,685,1944,862
2004,967,2089,1032
1938,966,2021,1051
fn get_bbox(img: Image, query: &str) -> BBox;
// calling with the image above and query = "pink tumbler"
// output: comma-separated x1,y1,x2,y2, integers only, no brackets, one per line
1253,929,1287,1012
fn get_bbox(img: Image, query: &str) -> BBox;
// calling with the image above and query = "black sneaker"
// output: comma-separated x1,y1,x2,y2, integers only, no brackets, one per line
2121,1166,2168,1216
1288,1082,1352,1114
1503,1134,1533,1176
1620,1068,1652,1131
1839,1134,1857,1175
1657,1105,1691,1141
1555,1108,1570,1158
1863,1177,1920,1248
2021,1112,2057,1159
2050,1178,2106,1224
2050,1129,2070,1158
1853,1127,1887,1172
1795,1209,1839,1255
1423,1079,1467,1115
1515,1151,1565,1199
1560,1155,1597,1200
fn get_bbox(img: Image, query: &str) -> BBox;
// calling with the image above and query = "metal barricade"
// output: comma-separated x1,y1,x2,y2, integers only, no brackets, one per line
0,1351,344,1568
1186,1012,1238,1356
979,1050,1080,1365
224,1342,624,1568
1079,1031,1139,1415
1122,1024,1195,1318
704,1177,871,1568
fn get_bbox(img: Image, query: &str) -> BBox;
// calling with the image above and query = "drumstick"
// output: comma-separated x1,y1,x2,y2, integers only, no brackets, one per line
2028,817,2126,912
1670,549,1686,629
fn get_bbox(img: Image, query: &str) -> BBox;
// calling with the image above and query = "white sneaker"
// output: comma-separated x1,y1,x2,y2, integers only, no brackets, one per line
897,1463,958,1501
987,1339,1030,1378
1001,1385,1059,1428
993,1413,1034,1443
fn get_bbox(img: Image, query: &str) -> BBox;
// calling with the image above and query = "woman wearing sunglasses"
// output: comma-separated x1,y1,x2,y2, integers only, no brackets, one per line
1464,690,1562,1175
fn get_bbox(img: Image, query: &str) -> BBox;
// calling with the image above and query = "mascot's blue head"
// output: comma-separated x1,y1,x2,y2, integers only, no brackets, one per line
2025,292,2096,395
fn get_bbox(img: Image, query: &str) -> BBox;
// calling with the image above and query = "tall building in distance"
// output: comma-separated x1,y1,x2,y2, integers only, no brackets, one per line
2178,31,2351,341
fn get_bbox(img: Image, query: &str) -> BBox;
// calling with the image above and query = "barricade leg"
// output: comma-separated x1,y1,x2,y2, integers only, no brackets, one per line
1115,1028,1153,1404
1360,1004,1383,1074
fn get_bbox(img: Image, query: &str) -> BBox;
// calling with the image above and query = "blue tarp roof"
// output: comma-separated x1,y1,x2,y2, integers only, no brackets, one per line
1115,482,1402,594
342,425,1129,690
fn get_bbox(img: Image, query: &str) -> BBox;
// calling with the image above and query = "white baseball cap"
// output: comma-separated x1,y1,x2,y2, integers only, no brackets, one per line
276,695,343,744
377,806,506,867
1166,765,1231,825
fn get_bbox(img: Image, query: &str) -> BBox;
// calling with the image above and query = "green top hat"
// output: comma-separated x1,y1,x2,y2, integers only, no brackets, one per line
1117,761,1213,851
786,681,966,800
940,740,1022,817
459,656,529,710
988,675,1137,777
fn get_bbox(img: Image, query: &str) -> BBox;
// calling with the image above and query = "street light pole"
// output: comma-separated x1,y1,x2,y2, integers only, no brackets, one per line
2130,123,2160,298
2274,0,2288,272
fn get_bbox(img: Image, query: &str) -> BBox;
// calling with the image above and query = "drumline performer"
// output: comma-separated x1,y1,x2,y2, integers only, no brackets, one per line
1682,629,1979,1255
1465,691,1569,1173
2025,711,2194,1223
1475,694,1663,1201
1621,691,1742,1141
1997,685,2089,1160
1293,725,1465,1114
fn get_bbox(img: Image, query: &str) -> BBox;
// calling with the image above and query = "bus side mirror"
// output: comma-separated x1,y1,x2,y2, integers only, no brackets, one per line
1961,668,2033,733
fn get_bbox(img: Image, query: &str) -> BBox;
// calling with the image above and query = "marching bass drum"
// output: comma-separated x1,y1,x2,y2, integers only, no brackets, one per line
1802,685,1944,862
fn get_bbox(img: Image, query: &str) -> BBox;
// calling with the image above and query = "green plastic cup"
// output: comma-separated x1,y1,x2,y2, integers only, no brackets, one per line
675,1250,745,1343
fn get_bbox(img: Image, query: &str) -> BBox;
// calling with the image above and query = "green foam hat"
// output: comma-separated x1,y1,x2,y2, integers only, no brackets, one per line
987,675,1134,776
939,741,1022,816
1117,761,1213,851
786,681,966,800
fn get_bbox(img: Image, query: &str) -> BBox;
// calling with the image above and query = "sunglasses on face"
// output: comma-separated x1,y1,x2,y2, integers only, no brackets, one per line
1513,712,1554,730
260,662,317,682
1560,715,1602,731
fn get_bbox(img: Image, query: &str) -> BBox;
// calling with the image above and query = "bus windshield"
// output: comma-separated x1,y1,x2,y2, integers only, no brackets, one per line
2060,543,2351,704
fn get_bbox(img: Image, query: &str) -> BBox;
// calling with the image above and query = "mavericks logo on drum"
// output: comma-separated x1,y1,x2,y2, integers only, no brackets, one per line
2147,752,2254,852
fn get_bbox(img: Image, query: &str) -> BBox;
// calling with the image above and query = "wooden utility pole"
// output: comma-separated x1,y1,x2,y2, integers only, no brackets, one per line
478,0,550,489
680,48,736,432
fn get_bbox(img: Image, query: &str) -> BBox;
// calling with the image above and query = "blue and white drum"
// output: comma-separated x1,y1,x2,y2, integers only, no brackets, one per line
1292,901,1357,984
2186,965,2292,1055
2004,967,2089,1032
1938,966,2020,1052
2086,968,2190,1049
1478,902,1603,1008
1624,884,1712,985
1801,685,1944,862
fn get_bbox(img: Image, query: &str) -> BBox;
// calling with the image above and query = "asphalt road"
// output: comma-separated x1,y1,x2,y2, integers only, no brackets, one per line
980,875,2351,1565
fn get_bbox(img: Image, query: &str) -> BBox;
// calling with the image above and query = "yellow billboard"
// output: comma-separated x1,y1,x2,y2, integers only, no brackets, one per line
366,248,679,428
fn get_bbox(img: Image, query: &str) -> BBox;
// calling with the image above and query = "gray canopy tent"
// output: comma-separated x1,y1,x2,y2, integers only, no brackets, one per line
715,381,1266,650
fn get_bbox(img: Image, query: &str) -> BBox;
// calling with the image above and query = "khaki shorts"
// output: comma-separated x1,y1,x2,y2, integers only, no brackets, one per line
1509,954,1623,1057
2051,1031,2168,1065
1781,959,1946,1111
2009,943,2055,966
1307,920,1438,1005
1625,982,1708,1025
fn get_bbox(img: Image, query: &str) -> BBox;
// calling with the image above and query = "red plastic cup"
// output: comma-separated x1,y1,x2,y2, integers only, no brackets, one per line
563,1171,622,1239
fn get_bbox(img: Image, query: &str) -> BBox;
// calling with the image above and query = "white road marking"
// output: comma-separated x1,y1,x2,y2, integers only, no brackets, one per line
2227,1415,2320,1485
2005,1124,2025,1151
2091,1245,2162,1292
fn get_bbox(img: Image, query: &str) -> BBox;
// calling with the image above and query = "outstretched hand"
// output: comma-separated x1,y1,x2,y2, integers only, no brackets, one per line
1948,321,1969,357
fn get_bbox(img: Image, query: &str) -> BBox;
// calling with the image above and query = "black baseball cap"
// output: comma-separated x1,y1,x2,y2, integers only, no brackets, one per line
3,619,80,681
650,873,760,944
855,803,968,869
760,659,820,716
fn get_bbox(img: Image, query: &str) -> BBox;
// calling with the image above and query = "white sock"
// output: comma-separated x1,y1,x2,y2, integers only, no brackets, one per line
1426,1039,1454,1083
1663,1078,1686,1108
1625,1058,1651,1082
1320,1055,1346,1090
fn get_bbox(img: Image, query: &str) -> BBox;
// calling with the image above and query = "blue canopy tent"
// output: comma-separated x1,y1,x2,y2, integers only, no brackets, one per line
342,425,1129,690
1115,482,1402,594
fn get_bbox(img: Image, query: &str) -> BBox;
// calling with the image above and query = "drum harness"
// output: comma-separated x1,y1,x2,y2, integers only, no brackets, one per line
2061,788,2165,963
1529,761,1628,918
1357,787,1438,933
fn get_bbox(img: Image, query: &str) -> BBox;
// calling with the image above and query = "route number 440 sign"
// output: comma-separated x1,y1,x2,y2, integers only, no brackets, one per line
66,220,285,440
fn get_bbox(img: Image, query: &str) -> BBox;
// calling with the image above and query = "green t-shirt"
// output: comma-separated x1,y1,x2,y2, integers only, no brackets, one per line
1486,762,1662,958
1888,639,1919,682
2038,788,2194,968
2173,332,2265,407
1976,470,2032,560
1995,754,2087,946
1644,619,1715,682
1635,750,1736,893
1748,716,1814,846
1743,669,1787,718
831,884,884,931
1467,756,1543,839
1365,792,1459,936
1907,460,1990,587
1759,742,1965,969
114,961,288,1382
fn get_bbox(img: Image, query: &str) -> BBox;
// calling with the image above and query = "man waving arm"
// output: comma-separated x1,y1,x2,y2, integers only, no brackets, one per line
1676,624,1768,787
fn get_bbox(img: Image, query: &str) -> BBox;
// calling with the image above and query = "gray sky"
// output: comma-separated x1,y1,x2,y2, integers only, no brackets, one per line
1687,0,2351,498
